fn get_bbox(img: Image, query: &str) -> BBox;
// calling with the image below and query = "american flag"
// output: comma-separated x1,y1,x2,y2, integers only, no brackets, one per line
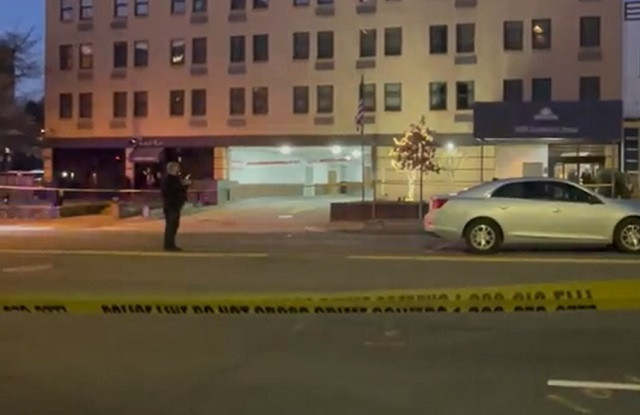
355,75,365,132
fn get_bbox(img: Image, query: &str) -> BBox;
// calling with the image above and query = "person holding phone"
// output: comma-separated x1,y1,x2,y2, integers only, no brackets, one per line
161,162,191,251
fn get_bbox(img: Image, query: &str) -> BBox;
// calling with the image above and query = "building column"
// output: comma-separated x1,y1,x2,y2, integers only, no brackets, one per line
125,148,134,187
42,148,53,183
213,147,229,180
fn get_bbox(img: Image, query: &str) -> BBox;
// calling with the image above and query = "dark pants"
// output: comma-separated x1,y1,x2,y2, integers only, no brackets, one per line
163,208,181,248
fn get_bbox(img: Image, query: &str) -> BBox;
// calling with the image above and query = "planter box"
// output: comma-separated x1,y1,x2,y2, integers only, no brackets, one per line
330,201,426,221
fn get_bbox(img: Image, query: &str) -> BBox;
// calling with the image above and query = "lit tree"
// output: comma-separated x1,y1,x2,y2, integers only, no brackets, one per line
389,116,440,203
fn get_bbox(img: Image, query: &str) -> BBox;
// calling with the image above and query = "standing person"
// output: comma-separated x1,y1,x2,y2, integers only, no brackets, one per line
161,161,191,251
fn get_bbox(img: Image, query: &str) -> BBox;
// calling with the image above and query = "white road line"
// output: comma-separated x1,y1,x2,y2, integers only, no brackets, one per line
546,394,592,414
548,379,640,392
349,254,640,265
0,249,268,259
2,264,54,273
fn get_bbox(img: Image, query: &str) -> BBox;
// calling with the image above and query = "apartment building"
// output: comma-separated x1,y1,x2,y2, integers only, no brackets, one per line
44,0,623,199
623,0,640,175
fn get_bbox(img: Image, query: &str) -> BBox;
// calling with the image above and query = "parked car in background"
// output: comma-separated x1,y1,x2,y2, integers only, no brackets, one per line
424,178,640,254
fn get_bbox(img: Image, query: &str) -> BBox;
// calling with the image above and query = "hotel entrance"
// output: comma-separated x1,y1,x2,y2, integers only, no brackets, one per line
549,144,607,184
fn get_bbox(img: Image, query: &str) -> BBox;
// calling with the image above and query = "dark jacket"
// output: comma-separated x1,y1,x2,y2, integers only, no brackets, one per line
161,175,187,210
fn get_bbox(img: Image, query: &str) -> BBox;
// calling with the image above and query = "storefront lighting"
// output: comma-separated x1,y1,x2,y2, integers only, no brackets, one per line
351,149,362,159
446,142,455,151
279,145,293,155
331,145,342,155
61,171,69,178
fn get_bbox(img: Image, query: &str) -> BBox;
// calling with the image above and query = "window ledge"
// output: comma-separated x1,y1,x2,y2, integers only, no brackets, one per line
356,2,377,14
228,63,247,74
578,47,602,61
356,59,376,69
191,13,208,24
455,0,477,7
228,10,247,22
227,118,247,127
191,65,208,75
78,70,93,80
315,60,335,71
315,5,335,16
110,18,127,29
314,116,334,125
111,69,127,79
363,114,376,124
77,21,94,31
77,120,94,129
190,118,208,128
455,54,477,65
110,119,127,129
454,112,473,123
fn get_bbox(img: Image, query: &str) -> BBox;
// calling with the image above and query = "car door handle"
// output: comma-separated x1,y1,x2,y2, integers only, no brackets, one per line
499,206,509,211
552,208,561,213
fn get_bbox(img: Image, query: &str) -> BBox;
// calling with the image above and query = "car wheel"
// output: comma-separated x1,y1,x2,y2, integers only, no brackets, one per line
614,218,640,254
464,219,502,254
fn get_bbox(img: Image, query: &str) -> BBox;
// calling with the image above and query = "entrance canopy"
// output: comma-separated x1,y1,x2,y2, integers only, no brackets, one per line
474,101,623,142
129,147,163,163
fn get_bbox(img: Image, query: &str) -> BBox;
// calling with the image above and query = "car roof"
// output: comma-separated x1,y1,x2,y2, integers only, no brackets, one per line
458,177,583,198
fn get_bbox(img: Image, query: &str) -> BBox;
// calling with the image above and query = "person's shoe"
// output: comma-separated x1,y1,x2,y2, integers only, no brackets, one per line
163,246,183,252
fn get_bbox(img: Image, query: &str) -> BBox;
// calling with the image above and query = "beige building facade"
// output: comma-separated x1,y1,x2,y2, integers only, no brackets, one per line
44,0,623,199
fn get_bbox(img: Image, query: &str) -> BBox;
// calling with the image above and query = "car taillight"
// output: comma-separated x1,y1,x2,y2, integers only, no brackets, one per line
430,197,448,210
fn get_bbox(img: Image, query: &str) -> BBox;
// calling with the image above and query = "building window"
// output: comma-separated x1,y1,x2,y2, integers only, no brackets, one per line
384,83,402,111
79,44,93,69
59,45,73,70
191,89,207,116
429,25,447,54
252,87,269,114
171,0,186,14
134,91,148,117
230,87,245,115
113,41,128,68
456,81,474,110
317,31,334,59
359,29,376,58
134,41,149,67
384,27,402,56
580,76,600,101
193,0,207,13
293,86,309,114
532,78,552,102
294,0,309,5
580,16,601,48
170,90,185,116
253,34,269,62
504,21,523,51
79,93,93,119
113,92,127,118
231,0,246,10
456,23,475,53
135,0,149,16
316,85,334,114
532,19,551,49
230,36,246,63
429,82,447,110
60,0,74,21
171,39,186,65
503,79,523,102
363,83,376,112
253,0,268,9
114,0,128,17
293,32,310,60
192,37,207,65
318,0,334,5
80,0,93,20
59,93,73,119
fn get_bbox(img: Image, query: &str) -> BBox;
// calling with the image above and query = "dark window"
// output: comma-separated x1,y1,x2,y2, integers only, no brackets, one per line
59,45,73,70
293,86,309,114
495,181,596,203
231,0,246,10
456,23,475,53
384,83,402,111
59,93,73,119
171,39,186,65
79,44,93,69
253,34,269,62
79,93,93,119
316,85,334,114
230,87,245,115
360,29,376,58
252,87,268,114
191,89,207,116
317,31,334,59
253,0,268,9
294,0,309,5
363,83,376,112
456,81,474,110
114,0,128,17
293,32,310,59
545,182,594,203
193,0,207,13
503,21,523,51
170,90,185,116
318,0,333,4
580,76,600,101
580,16,601,48
134,91,148,117
503,79,523,102
135,0,149,16
113,92,127,118
60,0,74,21
532,19,551,49
172,0,186,14
429,82,447,110
192,37,207,65
384,27,402,56
113,41,128,68
230,36,246,63
492,182,525,199
532,78,552,102
134,41,149,67
429,25,448,54
80,0,93,20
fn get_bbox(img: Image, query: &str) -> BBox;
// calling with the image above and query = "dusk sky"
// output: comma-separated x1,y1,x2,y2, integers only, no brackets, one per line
1,0,44,98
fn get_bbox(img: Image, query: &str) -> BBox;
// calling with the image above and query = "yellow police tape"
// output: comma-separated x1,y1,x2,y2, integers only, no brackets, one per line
2,279,640,315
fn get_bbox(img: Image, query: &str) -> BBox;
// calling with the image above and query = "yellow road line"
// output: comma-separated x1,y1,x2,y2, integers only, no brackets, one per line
0,249,268,259
348,254,640,265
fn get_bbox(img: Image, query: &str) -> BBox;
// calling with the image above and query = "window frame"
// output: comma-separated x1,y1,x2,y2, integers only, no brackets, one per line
429,25,448,54
78,92,93,119
293,86,309,114
253,34,269,62
79,0,93,20
113,41,128,69
456,23,475,54
503,21,523,51
384,83,402,112
229,87,246,116
134,41,149,67
133,91,149,118
252,87,269,115
135,0,149,16
316,85,334,114
293,32,310,60
580,16,601,48
113,91,128,119
384,27,402,56
59,44,73,70
79,44,94,70
170,39,186,66
191,89,207,117
114,0,128,18
192,37,208,65
429,82,447,111
532,19,552,50
59,93,73,119
359,29,377,58
317,31,334,59
169,90,186,117
456,81,475,110
60,0,74,22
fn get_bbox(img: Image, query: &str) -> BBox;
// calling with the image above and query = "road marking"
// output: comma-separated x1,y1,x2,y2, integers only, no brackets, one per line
348,254,640,265
2,264,54,273
548,380,640,392
0,226,54,232
0,249,268,259
582,388,612,400
546,394,592,414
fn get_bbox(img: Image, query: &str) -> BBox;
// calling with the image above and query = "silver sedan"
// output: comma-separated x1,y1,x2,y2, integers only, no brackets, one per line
424,178,640,254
